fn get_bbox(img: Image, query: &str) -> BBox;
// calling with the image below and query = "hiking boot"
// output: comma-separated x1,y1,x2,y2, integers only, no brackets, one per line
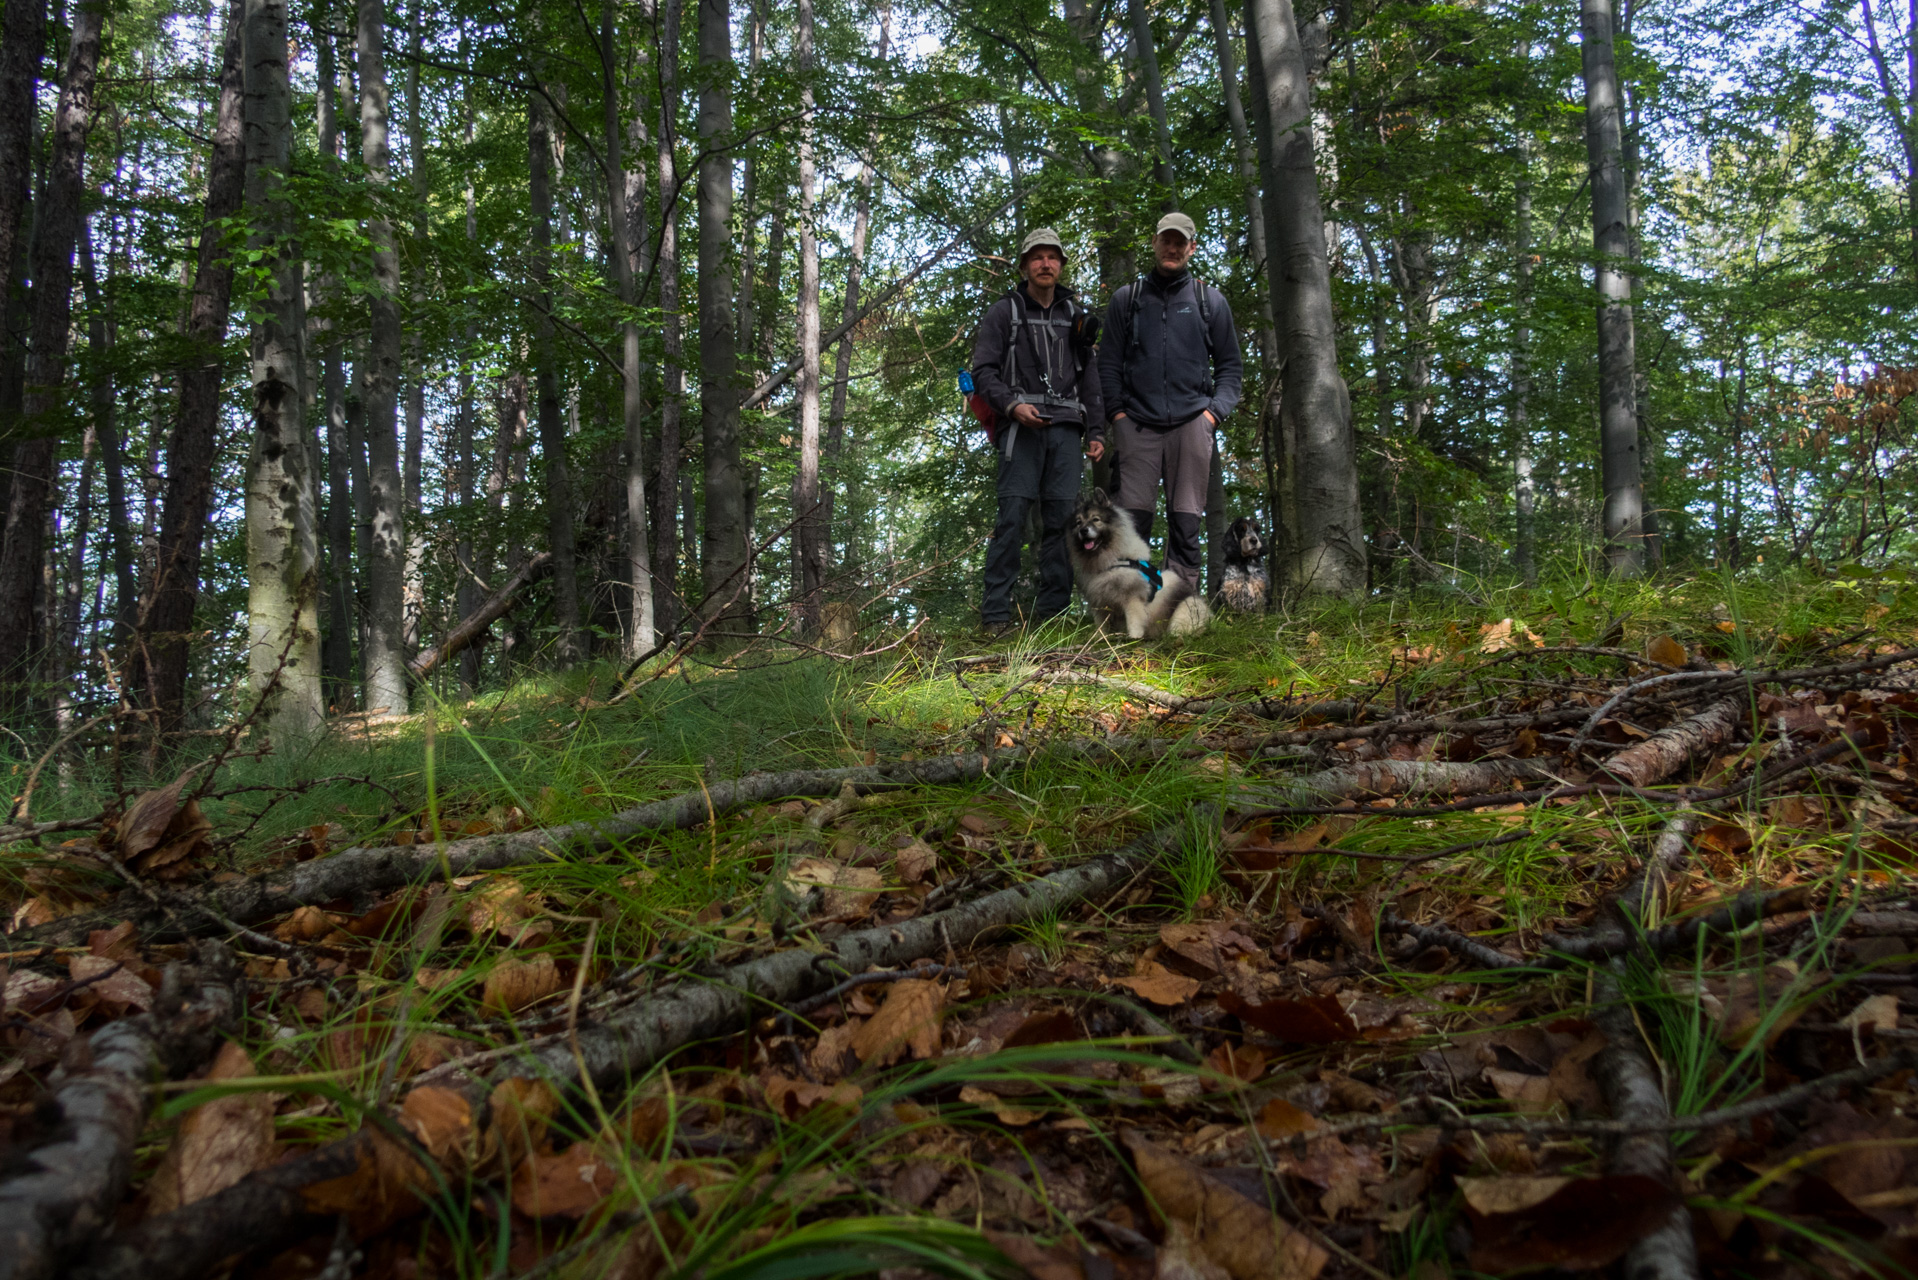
980,620,1018,639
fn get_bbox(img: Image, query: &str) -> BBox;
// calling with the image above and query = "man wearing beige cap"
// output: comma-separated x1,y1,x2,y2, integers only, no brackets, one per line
970,227,1106,637
1099,212,1242,588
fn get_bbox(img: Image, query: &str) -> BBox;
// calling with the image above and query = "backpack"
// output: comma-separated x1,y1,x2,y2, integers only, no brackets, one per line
963,289,1092,446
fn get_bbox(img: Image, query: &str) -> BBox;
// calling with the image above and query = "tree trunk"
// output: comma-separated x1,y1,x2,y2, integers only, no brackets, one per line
76,218,135,646
733,0,765,361
243,0,324,740
134,0,243,731
1580,0,1642,575
455,25,480,691
1512,66,1537,586
0,3,102,719
1245,0,1363,599
1129,0,1176,203
603,0,653,659
697,0,747,629
651,0,684,640
824,3,888,572
317,24,353,707
791,0,823,633
1208,0,1277,369
54,426,93,733
358,0,408,715
401,5,426,651
0,0,43,318
528,86,583,666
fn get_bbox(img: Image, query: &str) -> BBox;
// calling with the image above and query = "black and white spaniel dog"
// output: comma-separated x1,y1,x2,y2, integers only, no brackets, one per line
1217,517,1268,614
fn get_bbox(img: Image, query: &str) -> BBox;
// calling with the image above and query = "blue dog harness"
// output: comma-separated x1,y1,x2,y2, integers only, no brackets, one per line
1126,559,1163,601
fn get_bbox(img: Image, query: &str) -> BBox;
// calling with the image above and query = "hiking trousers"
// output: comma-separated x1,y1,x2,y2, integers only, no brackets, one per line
1113,412,1212,576
982,423,1082,623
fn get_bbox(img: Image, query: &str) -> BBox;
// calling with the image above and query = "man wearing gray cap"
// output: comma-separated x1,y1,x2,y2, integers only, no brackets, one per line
1099,212,1243,587
970,227,1106,637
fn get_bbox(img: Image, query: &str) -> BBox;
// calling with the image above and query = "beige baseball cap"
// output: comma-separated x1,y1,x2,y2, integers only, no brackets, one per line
1155,211,1197,240
1019,227,1067,262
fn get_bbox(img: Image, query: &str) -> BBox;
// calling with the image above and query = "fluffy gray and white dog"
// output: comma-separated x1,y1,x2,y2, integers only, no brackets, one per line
1217,516,1268,614
1067,489,1211,639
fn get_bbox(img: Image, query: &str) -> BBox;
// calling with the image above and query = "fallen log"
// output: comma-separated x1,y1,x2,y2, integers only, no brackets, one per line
0,952,235,1280
1596,696,1746,787
72,818,1195,1280
1241,756,1562,808
407,551,552,682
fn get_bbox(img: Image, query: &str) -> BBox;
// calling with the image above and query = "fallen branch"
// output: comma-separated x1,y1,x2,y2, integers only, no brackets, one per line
0,952,236,1280
1599,697,1746,787
74,818,1195,1280
407,552,553,682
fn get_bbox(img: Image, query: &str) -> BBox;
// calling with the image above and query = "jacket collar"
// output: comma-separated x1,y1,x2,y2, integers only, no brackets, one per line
1017,280,1075,311
1146,266,1192,295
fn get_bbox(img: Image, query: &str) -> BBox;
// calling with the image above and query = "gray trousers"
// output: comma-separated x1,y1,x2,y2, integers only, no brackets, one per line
1114,413,1213,517
982,423,1083,623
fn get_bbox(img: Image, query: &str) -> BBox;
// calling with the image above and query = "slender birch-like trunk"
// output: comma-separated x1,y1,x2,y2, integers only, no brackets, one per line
243,0,324,739
455,23,481,689
401,5,426,649
1130,0,1176,203
1512,60,1537,585
791,0,823,632
135,0,242,729
697,0,747,628
0,2,102,717
316,24,354,706
1581,0,1643,575
603,0,653,657
1246,0,1363,598
652,0,685,637
529,85,583,665
359,0,409,711
77,217,136,644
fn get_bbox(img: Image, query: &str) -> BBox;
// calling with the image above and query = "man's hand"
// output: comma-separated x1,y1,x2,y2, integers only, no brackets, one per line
1085,439,1105,462
1201,409,1217,426
1011,403,1046,427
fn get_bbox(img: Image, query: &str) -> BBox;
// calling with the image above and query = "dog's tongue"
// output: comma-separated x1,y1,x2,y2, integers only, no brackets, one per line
1082,538,1098,551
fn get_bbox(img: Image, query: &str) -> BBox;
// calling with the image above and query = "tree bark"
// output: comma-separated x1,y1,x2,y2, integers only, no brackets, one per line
527,86,582,666
651,0,684,640
603,0,653,659
75,219,134,647
0,3,103,719
407,550,552,681
455,24,480,690
1512,74,1537,585
1581,0,1643,575
791,0,823,633
243,0,324,740
824,4,888,572
358,0,409,714
401,5,426,652
0,0,43,318
134,0,243,731
317,24,354,707
1245,0,1363,599
1129,0,1177,202
1208,0,1278,368
1600,697,1744,790
697,0,747,631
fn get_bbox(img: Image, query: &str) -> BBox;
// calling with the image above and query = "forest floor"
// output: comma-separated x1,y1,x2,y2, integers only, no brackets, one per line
5,567,1918,1280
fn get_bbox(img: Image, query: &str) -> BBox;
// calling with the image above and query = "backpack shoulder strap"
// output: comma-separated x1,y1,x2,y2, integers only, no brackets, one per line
1192,276,1215,362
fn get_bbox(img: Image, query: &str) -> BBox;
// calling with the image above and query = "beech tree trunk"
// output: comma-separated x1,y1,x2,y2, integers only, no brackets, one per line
697,0,748,629
455,30,480,690
358,0,409,714
1245,0,1364,599
316,25,354,707
76,219,135,645
1512,69,1537,585
0,3,103,719
791,0,823,633
0,0,43,316
603,0,653,659
528,85,583,666
1209,0,1278,369
401,7,426,651
242,0,324,740
134,0,243,731
651,0,684,639
824,4,888,570
1581,0,1643,575
1129,0,1176,202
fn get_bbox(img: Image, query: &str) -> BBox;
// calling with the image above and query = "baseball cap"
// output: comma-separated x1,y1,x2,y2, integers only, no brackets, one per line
1155,211,1197,240
1019,227,1067,262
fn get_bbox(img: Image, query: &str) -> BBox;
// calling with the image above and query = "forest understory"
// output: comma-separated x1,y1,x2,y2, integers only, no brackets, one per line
2,573,1917,1280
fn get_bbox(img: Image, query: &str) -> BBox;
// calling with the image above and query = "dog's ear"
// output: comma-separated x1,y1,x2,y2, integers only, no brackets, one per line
1091,487,1109,505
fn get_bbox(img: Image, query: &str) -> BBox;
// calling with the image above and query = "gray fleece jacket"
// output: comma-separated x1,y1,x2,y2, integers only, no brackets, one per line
970,283,1105,440
1098,268,1242,428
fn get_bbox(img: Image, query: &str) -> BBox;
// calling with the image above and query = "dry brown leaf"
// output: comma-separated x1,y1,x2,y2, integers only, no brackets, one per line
87,921,138,961
960,1084,1044,1126
1484,1068,1555,1115
466,880,546,943
784,857,885,919
510,1141,620,1218
482,954,565,1013
136,797,214,872
485,1077,560,1170
810,1020,861,1080
147,1041,278,1213
65,953,153,1013
1255,1097,1319,1139
401,1086,474,1167
115,772,191,861
1842,993,1901,1033
275,905,341,943
1159,922,1260,973
895,839,939,885
850,978,944,1066
1110,959,1201,1007
1204,1043,1266,1086
1459,1175,1572,1216
763,1073,864,1120
1645,634,1689,668
1125,1132,1328,1280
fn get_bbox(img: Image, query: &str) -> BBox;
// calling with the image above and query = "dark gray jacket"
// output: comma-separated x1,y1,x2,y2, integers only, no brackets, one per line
1098,268,1242,428
971,282,1105,441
